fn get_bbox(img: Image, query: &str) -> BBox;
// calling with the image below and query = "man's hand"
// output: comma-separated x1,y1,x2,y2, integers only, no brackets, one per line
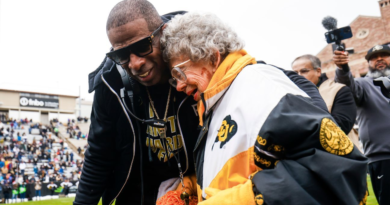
333,50,349,69
174,174,197,196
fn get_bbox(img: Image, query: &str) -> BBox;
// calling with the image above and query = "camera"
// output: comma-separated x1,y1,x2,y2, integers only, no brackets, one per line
322,16,353,71
324,26,353,44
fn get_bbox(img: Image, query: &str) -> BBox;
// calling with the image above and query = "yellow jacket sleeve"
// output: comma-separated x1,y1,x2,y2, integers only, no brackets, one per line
198,179,255,205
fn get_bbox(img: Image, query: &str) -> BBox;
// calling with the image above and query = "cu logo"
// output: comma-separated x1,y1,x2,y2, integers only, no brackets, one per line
20,97,29,106
212,115,238,150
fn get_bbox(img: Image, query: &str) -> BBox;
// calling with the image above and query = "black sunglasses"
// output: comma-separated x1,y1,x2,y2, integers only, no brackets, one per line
106,23,164,65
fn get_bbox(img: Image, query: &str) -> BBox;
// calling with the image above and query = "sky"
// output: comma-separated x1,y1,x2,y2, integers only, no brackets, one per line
0,0,382,101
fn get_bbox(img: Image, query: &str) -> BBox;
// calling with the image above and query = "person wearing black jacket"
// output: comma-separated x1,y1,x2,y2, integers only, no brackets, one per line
292,54,357,134
3,182,11,204
74,1,199,205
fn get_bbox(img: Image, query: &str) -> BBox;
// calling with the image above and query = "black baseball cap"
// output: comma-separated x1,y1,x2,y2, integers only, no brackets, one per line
365,44,390,61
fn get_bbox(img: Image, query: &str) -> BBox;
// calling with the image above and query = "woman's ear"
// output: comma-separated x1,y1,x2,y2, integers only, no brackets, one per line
212,50,221,72
161,23,168,32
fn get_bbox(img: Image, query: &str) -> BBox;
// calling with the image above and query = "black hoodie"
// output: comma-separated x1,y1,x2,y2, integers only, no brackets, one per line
74,11,198,205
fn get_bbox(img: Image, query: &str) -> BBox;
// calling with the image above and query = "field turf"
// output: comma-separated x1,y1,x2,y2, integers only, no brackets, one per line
8,175,378,205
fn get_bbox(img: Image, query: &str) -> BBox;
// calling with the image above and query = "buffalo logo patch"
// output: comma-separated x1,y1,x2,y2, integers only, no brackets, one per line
212,115,237,150
255,194,264,205
320,118,353,155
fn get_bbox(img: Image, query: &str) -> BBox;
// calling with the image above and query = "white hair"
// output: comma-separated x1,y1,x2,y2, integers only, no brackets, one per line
160,12,244,64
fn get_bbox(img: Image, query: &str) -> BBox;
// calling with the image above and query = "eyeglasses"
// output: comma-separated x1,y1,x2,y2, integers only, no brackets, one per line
169,59,191,88
106,23,165,65
294,68,315,75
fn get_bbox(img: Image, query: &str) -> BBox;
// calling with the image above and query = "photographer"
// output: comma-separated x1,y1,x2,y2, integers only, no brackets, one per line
334,44,390,205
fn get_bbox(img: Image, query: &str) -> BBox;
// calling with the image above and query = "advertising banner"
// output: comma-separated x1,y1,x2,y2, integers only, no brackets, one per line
19,93,59,109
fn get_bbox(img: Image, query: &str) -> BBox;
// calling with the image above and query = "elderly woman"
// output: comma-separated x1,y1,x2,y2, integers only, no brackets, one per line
159,12,367,205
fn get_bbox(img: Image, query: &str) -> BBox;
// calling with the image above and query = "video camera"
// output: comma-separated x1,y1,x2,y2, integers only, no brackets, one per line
322,16,353,71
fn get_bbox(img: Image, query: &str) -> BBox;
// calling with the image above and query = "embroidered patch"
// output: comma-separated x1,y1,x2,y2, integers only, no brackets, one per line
255,194,264,205
254,152,271,168
319,118,353,155
373,45,383,51
267,144,285,152
212,115,237,150
257,136,267,146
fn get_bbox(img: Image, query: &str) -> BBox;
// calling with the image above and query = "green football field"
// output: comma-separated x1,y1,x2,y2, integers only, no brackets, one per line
367,175,378,205
3,197,105,205
8,175,378,205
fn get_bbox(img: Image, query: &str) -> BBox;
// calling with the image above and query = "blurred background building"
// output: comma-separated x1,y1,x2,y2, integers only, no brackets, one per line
0,89,92,124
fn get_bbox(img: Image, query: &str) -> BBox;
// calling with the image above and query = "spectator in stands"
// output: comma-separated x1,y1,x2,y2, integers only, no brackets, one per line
77,147,81,155
4,174,11,185
34,179,41,201
54,127,59,137
12,122,17,130
1,164,8,176
65,151,69,162
59,166,64,175
48,137,54,149
55,174,62,182
19,161,26,176
59,140,64,149
39,170,46,182
49,174,55,182
17,150,23,161
16,133,21,142
21,141,27,152
0,181,4,203
3,181,11,204
12,146,19,159
72,171,78,181
70,152,73,162
17,175,23,185
32,155,38,166
33,166,38,176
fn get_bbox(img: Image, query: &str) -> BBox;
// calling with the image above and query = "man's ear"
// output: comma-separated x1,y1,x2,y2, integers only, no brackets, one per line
316,67,322,75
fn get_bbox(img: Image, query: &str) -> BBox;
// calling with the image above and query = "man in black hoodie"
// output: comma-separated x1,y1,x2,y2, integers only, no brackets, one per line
74,1,199,204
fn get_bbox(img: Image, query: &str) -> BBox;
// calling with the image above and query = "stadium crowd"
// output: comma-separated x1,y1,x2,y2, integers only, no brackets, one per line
0,118,83,203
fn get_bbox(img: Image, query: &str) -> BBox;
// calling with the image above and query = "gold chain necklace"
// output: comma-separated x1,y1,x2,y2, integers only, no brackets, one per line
146,86,171,139
146,86,190,204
